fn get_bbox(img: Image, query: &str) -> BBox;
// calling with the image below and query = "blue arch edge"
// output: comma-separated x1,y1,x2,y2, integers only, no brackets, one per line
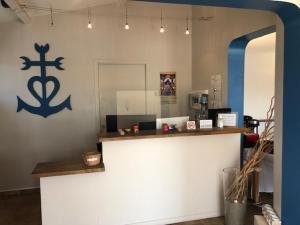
228,25,276,127
228,25,275,173
141,1,300,225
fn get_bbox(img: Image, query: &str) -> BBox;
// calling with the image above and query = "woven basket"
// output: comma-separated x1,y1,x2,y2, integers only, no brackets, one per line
82,151,101,166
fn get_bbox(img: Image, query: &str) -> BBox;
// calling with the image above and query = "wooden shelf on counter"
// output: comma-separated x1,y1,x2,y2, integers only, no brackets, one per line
32,160,105,178
99,127,248,142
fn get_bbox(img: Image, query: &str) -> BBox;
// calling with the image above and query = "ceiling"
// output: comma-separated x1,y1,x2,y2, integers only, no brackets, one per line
19,0,124,11
0,0,124,23
273,0,300,7
0,0,299,24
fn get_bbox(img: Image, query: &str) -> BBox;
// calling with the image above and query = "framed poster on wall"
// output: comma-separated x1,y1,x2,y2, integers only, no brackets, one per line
160,72,177,104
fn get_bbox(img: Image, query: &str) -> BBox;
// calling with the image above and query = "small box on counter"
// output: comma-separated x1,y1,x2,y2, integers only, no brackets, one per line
199,120,213,129
186,121,196,130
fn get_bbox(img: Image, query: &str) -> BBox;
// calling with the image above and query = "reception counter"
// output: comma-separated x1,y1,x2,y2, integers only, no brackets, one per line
34,127,246,225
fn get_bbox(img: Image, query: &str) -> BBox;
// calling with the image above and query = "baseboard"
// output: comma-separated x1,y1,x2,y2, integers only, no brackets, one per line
126,211,222,225
0,187,40,196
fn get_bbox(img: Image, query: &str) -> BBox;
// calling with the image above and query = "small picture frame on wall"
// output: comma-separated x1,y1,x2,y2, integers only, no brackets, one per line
160,72,177,104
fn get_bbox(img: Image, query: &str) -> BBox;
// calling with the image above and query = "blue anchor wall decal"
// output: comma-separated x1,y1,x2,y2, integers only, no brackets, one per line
17,43,72,118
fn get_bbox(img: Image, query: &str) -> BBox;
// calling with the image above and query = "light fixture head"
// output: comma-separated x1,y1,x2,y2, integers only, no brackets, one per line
125,23,130,30
124,6,130,30
160,26,165,33
87,7,92,29
185,14,190,35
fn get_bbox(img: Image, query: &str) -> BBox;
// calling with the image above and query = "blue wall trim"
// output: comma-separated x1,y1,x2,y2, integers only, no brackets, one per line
143,1,300,225
228,25,276,127
228,26,275,169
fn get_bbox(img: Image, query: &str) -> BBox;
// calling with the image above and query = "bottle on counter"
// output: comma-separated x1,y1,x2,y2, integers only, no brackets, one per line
217,115,224,128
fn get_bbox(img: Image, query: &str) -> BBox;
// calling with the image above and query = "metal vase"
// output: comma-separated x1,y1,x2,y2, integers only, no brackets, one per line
223,167,247,225
224,197,247,225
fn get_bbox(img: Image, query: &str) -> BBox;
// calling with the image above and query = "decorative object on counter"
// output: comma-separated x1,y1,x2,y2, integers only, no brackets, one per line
132,124,139,134
160,72,177,104
186,121,196,130
17,43,72,118
118,129,125,136
199,120,213,129
162,123,169,132
169,124,177,130
156,116,189,130
124,128,131,133
223,167,247,225
189,90,209,120
223,97,275,225
218,112,237,127
82,151,101,167
217,115,224,128
176,127,182,132
262,204,281,225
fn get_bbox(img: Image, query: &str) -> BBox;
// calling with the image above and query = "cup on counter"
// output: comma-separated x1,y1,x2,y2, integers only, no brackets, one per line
132,124,139,134
162,123,169,133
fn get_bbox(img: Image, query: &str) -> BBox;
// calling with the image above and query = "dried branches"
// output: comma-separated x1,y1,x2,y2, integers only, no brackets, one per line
225,97,275,202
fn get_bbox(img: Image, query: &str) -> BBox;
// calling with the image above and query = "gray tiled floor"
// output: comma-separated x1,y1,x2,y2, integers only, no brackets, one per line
0,190,272,225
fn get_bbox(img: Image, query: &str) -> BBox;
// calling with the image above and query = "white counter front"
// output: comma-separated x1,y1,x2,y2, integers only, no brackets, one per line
40,133,241,225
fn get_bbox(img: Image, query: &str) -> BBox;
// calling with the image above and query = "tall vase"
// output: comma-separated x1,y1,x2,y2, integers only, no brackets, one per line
223,167,247,225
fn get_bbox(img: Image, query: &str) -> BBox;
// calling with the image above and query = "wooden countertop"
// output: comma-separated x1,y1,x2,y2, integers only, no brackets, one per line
32,160,105,178
99,127,248,142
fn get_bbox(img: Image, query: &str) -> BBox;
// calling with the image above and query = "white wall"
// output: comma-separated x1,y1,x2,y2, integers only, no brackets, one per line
244,33,276,120
0,2,192,191
192,6,276,106
0,1,281,193
273,16,284,217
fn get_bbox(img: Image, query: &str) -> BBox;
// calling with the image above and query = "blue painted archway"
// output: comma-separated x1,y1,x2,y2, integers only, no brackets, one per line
228,25,276,127
143,1,300,225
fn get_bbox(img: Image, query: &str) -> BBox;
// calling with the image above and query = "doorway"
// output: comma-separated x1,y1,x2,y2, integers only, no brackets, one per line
244,32,276,200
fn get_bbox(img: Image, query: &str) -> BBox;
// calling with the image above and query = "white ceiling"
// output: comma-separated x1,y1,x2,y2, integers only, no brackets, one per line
0,0,299,24
273,0,300,7
0,0,123,23
19,0,124,11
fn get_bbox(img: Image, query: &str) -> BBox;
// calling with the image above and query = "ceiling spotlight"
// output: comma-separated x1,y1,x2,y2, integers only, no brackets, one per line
160,9,165,33
185,28,190,35
124,6,130,30
185,15,190,35
87,7,92,29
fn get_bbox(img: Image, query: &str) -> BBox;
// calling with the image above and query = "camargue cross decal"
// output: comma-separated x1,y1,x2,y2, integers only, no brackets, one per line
17,43,72,118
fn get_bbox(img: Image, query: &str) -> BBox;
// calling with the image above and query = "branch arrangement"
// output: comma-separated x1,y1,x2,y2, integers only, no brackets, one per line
225,97,275,203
